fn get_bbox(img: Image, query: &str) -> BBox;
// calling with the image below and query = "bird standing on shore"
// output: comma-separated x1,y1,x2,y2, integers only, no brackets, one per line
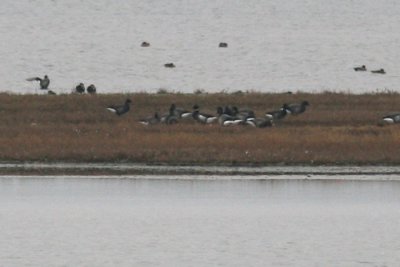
75,83,85,93
382,113,400,124
87,84,96,94
107,99,132,116
284,101,310,115
265,106,288,120
26,75,50,90
139,112,160,125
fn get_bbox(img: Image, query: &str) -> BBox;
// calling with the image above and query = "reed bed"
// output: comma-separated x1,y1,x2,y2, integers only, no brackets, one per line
1,91,400,165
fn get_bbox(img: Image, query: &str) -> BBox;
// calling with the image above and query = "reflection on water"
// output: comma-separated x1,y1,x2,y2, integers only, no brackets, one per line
0,177,399,266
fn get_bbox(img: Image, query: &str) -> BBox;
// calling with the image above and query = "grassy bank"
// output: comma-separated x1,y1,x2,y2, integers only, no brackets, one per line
1,91,400,165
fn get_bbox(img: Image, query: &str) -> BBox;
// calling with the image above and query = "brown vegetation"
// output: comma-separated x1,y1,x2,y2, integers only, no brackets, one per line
1,91,400,165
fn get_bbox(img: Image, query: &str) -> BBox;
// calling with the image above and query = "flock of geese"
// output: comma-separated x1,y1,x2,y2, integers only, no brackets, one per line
25,58,399,126
26,75,96,95
353,65,386,74
105,99,310,128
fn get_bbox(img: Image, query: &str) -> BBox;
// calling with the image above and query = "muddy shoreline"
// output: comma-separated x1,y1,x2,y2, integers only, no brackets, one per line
2,162,400,176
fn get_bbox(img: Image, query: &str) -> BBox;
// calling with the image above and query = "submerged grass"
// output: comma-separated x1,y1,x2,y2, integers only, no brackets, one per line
1,91,400,165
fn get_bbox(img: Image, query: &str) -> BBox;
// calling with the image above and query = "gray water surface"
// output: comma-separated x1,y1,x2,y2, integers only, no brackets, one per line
0,176,399,266
2,0,400,93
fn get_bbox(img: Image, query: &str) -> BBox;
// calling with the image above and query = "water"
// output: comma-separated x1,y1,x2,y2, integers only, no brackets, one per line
1,0,400,94
1,176,399,266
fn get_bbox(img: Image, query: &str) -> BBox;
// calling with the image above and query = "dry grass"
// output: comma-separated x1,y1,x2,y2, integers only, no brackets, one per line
1,91,400,165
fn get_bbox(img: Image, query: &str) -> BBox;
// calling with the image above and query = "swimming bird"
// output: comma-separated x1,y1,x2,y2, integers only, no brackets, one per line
265,106,288,120
192,110,218,124
139,112,161,126
371,69,385,74
354,65,366,71
141,42,150,47
382,113,400,124
107,99,132,116
87,84,96,94
26,75,50,89
164,63,176,68
75,83,85,94
219,42,228,48
284,101,310,115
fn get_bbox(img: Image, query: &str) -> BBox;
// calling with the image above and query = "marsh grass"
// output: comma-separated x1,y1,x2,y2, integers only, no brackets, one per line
1,92,400,165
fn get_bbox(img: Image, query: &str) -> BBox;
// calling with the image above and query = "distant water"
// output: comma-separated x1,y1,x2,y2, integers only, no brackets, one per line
2,0,400,94
1,177,400,266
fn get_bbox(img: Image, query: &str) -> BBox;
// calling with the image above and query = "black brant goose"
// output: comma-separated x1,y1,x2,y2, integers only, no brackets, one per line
141,42,150,47
354,65,367,71
169,104,193,118
284,101,310,115
192,110,218,124
139,112,161,126
265,106,288,120
87,84,96,94
26,75,50,89
219,42,228,48
164,63,175,68
75,83,85,93
107,99,132,116
382,113,400,124
371,69,385,74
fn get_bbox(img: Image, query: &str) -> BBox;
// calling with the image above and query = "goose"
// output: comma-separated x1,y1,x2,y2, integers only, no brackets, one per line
382,113,400,124
169,104,193,119
164,63,175,68
371,69,385,74
354,65,366,71
48,90,56,95
217,107,237,126
284,101,309,115
246,117,274,128
75,83,85,94
107,99,132,116
87,84,96,94
141,42,150,47
26,75,50,89
192,110,218,124
139,112,160,126
266,106,287,120
219,42,228,48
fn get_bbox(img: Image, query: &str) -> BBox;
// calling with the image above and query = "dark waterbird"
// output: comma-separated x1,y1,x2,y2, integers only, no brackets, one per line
265,106,288,120
75,83,85,94
219,42,228,48
192,110,218,124
141,42,150,47
139,112,161,126
169,104,193,119
87,84,96,94
164,63,176,68
354,65,366,71
107,99,132,116
371,69,385,74
382,113,400,124
284,101,310,115
26,75,50,89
